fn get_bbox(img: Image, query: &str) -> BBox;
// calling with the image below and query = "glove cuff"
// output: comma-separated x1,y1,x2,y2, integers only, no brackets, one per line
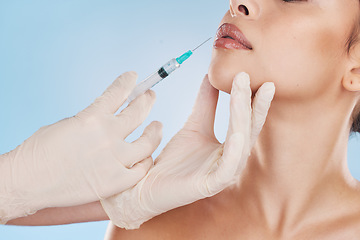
100,189,153,229
0,152,38,224
0,199,38,224
100,179,158,230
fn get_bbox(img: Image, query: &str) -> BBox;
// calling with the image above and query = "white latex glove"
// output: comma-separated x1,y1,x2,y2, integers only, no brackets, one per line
0,71,163,224
101,72,275,229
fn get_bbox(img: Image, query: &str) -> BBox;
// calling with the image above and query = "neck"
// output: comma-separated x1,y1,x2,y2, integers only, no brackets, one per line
236,92,359,233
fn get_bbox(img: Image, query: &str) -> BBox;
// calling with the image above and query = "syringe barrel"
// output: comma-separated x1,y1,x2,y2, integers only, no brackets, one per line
126,58,180,103
162,58,180,75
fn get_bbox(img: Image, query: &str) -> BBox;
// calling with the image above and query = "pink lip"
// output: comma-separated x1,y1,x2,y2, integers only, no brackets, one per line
214,23,253,50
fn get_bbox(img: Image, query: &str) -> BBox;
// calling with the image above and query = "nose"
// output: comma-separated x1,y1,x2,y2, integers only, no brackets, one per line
229,0,260,19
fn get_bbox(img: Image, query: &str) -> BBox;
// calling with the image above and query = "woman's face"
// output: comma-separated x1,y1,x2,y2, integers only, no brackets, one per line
209,0,359,101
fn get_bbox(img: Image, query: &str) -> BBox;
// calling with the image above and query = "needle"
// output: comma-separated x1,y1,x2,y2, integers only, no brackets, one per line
192,37,212,52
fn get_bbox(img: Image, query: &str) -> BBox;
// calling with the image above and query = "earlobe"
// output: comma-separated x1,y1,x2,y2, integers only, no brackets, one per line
343,67,360,92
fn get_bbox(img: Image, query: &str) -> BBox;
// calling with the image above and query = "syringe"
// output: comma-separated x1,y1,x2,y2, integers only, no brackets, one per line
127,37,212,103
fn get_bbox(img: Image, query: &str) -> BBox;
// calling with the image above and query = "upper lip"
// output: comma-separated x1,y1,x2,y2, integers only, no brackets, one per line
215,23,253,50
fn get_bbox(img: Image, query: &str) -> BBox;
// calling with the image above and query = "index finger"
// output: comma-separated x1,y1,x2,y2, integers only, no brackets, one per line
85,72,138,115
184,75,219,139
225,72,252,143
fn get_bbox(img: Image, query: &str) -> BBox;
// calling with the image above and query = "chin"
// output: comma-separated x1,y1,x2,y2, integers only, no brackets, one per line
208,70,232,94
208,58,237,94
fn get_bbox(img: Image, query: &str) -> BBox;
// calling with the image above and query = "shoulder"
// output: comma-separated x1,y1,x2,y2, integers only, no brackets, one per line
104,197,218,240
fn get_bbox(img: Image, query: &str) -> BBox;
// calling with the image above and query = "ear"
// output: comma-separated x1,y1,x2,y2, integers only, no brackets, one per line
343,43,360,92
343,67,360,92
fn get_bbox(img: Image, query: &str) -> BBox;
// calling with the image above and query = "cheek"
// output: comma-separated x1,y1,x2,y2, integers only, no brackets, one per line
256,21,347,101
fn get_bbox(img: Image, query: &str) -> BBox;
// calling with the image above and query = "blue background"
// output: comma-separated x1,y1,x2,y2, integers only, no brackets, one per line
0,0,359,239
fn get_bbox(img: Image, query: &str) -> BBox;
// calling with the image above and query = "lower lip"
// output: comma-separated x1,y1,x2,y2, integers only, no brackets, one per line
213,38,250,50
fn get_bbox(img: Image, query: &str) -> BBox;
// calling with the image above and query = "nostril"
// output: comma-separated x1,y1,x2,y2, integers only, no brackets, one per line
238,5,249,16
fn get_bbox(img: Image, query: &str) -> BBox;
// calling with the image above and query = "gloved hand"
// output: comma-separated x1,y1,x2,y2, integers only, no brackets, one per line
0,71,163,224
101,72,275,229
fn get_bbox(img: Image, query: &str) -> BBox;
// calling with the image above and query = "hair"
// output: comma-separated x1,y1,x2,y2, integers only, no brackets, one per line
351,103,360,134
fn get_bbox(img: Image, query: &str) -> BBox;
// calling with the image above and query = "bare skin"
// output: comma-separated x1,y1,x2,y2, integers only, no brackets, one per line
105,186,360,239
106,0,360,239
